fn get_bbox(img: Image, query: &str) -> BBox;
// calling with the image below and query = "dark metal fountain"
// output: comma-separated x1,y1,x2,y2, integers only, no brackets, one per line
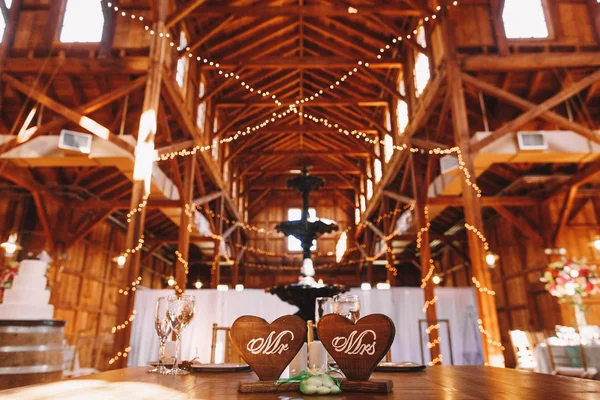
267,167,346,322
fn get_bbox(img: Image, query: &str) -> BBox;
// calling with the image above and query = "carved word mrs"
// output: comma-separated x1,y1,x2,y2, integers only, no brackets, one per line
246,330,295,355
331,330,377,355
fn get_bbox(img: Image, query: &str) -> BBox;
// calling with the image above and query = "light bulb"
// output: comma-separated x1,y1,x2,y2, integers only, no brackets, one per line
167,277,175,287
485,253,497,267
3,243,16,255
117,255,126,266
194,281,203,289
432,275,442,285
217,284,229,291
593,239,600,251
235,284,244,291
361,282,372,291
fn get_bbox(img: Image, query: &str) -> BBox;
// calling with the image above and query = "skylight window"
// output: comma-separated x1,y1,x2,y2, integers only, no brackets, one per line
396,100,409,134
367,179,373,200
176,31,189,88
374,159,382,183
384,134,394,163
0,2,8,42
502,0,549,39
413,27,430,97
197,82,206,130
60,0,105,43
288,208,317,251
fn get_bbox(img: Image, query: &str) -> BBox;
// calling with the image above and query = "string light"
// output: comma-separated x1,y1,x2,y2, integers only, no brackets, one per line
472,277,496,296
426,323,440,334
464,224,489,251
111,311,137,333
423,296,438,313
126,193,150,223
116,236,145,268
175,250,189,275
478,319,505,351
420,259,435,289
429,354,443,366
118,276,142,296
245,258,365,272
108,346,132,365
427,338,441,349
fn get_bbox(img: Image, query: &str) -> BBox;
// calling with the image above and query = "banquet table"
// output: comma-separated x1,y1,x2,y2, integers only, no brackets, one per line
2,366,600,399
535,343,600,379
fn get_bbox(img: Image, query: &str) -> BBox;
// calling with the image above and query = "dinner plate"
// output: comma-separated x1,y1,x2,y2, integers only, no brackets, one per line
190,363,251,373
374,361,426,372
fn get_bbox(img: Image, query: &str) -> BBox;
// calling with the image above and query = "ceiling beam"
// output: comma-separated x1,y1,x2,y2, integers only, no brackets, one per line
190,5,420,17
204,57,401,69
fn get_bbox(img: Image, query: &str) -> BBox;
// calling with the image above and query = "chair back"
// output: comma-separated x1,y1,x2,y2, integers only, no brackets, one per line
210,323,242,364
546,343,589,371
508,330,537,369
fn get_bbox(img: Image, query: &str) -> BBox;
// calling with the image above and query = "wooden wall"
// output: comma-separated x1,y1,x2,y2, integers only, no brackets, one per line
0,195,172,371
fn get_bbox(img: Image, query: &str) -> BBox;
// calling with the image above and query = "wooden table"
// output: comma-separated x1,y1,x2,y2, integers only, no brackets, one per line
1,366,600,399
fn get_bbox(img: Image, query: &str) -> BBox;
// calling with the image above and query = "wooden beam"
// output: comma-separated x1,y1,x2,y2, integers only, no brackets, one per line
463,72,600,146
1,73,134,153
165,0,208,29
190,5,420,17
552,187,578,247
493,206,544,244
460,52,600,71
177,155,196,290
206,57,401,69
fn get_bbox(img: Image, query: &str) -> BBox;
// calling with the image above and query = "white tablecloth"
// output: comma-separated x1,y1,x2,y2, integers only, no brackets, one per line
127,287,484,367
535,343,600,379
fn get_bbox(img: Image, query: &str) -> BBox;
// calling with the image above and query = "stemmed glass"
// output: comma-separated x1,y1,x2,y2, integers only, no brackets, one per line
149,297,172,374
166,294,196,375
332,294,361,322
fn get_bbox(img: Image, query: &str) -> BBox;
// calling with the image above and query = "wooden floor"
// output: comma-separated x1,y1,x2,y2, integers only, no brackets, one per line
1,366,599,399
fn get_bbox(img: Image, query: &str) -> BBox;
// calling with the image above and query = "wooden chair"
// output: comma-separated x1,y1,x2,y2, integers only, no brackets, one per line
210,323,242,364
546,341,598,379
508,330,537,370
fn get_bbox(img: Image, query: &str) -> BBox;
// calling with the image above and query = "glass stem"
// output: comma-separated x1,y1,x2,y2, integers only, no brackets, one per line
175,333,182,370
159,337,166,368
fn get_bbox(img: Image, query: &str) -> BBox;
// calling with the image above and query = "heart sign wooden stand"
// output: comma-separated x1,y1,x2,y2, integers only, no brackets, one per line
318,313,395,390
230,315,307,381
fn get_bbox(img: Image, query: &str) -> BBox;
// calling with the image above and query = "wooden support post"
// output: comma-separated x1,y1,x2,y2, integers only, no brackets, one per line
176,155,196,291
410,154,441,364
114,0,168,368
441,6,504,367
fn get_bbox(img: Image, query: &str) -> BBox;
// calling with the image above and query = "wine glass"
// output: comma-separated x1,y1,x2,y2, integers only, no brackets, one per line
315,297,333,326
149,297,172,374
332,294,361,323
166,294,196,375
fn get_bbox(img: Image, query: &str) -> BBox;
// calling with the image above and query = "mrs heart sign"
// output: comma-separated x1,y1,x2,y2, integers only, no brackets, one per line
318,314,395,381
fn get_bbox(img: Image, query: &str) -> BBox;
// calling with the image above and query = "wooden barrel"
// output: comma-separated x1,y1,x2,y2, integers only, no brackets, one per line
0,320,65,390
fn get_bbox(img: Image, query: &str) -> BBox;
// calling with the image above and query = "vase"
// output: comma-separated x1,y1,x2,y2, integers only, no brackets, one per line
572,294,588,331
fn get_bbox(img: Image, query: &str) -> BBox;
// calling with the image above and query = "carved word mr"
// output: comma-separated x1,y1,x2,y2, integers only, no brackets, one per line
246,330,295,355
332,330,377,355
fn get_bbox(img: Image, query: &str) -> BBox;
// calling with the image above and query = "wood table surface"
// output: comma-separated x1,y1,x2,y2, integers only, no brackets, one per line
1,366,599,399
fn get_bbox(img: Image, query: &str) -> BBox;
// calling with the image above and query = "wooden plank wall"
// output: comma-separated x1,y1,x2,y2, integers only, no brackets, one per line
0,195,171,371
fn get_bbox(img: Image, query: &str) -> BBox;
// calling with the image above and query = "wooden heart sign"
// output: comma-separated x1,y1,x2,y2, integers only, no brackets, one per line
317,314,395,381
231,315,307,380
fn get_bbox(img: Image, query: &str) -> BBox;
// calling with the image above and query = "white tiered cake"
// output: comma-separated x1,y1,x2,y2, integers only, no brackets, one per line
0,259,54,320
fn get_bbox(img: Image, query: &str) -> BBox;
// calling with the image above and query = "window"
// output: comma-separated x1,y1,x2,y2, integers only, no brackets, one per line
355,208,361,225
385,110,392,132
384,134,394,163
336,232,347,263
366,179,373,200
212,137,219,161
414,26,430,97
197,81,206,130
175,31,189,88
288,208,317,251
360,195,366,212
60,0,105,43
502,0,549,39
0,0,10,42
396,100,409,134
374,159,382,183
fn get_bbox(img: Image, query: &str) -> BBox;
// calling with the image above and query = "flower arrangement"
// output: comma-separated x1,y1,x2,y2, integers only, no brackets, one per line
541,258,600,301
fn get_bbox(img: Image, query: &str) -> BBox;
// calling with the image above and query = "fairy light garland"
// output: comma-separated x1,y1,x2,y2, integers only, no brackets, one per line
175,250,189,275
429,354,443,366
423,296,438,313
118,276,142,296
472,277,495,296
111,311,137,333
478,319,505,351
427,338,441,349
464,224,489,251
426,323,440,334
126,193,150,223
245,258,365,272
108,346,131,365
420,259,436,289
116,236,145,267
